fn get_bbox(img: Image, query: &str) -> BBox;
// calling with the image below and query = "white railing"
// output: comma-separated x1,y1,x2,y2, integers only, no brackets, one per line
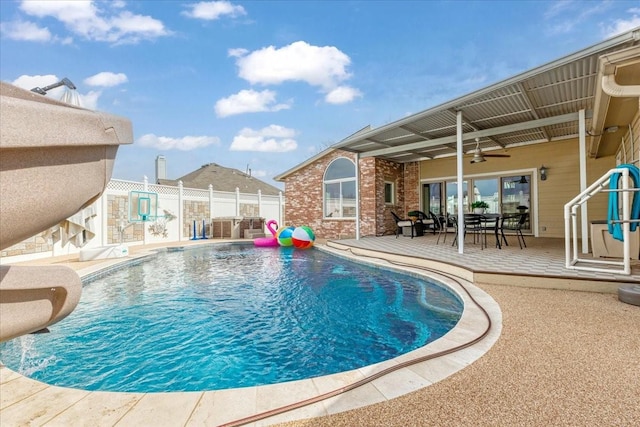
564,166,639,275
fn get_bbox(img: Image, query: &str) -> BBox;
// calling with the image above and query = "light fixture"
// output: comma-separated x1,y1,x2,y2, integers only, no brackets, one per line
540,165,548,181
518,175,528,184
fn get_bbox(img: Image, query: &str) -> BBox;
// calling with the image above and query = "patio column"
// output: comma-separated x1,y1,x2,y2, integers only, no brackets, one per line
579,109,589,253
355,152,360,240
456,111,464,254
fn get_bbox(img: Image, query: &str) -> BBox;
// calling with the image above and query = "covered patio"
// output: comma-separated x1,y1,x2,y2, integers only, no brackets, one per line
327,234,639,290
278,28,640,272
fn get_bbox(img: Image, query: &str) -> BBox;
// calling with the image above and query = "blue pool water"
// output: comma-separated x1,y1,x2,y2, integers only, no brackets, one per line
0,244,463,392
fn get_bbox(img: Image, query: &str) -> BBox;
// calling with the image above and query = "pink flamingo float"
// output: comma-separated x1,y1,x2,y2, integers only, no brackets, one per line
253,219,279,247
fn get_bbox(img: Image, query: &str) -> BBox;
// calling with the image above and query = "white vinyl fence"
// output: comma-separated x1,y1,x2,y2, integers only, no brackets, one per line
2,177,284,263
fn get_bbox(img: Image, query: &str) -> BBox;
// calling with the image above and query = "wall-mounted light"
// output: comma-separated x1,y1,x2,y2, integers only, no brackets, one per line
540,165,548,181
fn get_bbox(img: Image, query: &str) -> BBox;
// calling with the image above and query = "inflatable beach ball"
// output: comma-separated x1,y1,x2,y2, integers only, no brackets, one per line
292,226,316,249
276,226,295,246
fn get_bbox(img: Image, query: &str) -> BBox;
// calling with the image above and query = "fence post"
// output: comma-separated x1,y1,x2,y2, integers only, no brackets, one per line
178,180,184,241
279,191,284,226
257,189,262,218
209,184,214,219
101,189,108,246
235,187,240,216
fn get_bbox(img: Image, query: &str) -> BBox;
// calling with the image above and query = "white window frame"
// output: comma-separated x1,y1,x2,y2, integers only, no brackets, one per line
384,181,395,205
323,158,356,219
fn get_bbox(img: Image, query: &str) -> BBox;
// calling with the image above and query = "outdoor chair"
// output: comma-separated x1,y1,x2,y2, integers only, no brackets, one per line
451,214,485,248
409,210,436,234
464,214,485,248
434,213,455,244
480,213,502,249
391,211,418,238
500,212,528,249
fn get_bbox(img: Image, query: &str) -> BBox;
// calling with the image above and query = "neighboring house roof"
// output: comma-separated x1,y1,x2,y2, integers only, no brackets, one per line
158,162,282,196
327,28,639,164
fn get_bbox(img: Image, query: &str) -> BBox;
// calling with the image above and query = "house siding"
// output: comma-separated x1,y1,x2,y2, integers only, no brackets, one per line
419,137,617,238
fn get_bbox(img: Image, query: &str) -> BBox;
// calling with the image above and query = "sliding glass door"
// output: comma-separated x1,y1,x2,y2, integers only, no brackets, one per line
473,178,499,214
501,175,531,231
423,173,532,233
423,182,442,215
445,181,468,215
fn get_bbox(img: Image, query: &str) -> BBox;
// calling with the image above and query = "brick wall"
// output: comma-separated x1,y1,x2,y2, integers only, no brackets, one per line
282,150,420,239
374,158,405,236
404,162,420,214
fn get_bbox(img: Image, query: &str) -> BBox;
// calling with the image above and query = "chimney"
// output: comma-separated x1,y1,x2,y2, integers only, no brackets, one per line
155,155,167,182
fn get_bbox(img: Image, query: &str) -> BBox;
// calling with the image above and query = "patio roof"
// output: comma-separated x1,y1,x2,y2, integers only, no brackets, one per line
332,28,640,163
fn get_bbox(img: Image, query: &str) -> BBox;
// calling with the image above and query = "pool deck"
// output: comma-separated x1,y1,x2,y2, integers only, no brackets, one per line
1,237,639,426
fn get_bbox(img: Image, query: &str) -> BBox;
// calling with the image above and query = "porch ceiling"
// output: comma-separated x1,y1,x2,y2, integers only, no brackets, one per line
333,28,640,163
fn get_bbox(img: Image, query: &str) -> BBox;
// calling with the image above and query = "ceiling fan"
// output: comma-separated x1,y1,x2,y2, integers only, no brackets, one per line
469,138,511,163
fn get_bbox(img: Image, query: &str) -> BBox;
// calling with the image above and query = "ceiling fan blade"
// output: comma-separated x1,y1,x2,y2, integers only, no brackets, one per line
483,153,511,157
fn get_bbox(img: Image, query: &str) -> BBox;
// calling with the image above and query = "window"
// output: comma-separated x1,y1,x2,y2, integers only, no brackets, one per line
422,182,442,214
473,178,499,214
324,158,356,218
384,181,395,204
446,180,468,214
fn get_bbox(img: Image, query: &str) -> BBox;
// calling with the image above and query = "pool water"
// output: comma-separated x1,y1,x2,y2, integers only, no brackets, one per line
0,244,463,392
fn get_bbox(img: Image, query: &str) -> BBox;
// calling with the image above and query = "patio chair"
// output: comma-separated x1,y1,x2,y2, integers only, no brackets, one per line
451,214,484,248
434,213,455,244
409,210,436,234
464,214,484,248
500,212,528,249
391,211,417,238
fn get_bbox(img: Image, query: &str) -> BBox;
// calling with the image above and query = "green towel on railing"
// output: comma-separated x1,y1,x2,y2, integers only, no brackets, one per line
608,164,640,241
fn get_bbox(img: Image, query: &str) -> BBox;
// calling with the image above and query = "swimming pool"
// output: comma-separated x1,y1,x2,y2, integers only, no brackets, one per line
0,244,463,392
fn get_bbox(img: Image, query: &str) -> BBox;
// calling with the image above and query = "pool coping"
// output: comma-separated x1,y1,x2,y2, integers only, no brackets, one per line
0,242,502,426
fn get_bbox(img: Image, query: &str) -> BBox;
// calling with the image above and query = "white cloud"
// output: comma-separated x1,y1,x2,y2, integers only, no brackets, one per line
215,89,291,117
80,90,101,110
232,41,360,103
228,47,248,57
0,20,52,42
12,74,59,91
15,0,170,44
603,9,640,38
137,134,221,151
325,86,362,104
84,72,128,87
230,125,297,152
182,1,246,20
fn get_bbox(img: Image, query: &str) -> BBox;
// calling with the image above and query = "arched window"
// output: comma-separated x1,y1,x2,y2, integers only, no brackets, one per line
324,158,356,218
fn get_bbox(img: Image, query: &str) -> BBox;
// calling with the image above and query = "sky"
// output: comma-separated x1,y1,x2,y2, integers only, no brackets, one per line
1,1,639,190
